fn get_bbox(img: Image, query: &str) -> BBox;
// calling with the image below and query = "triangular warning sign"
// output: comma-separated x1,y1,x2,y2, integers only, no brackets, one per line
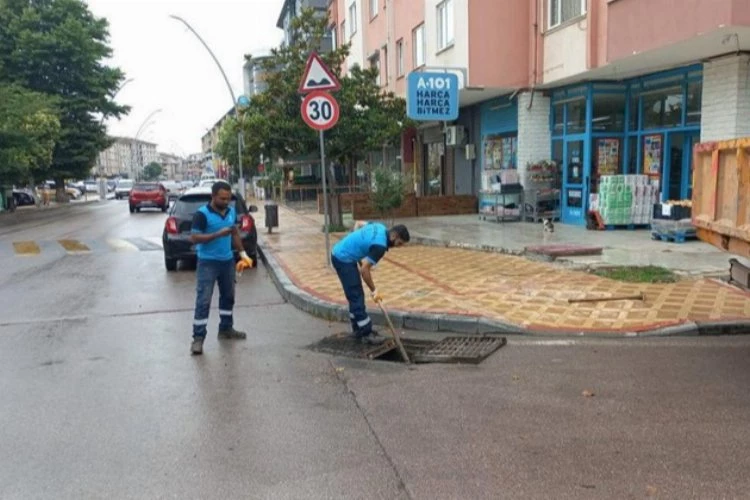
298,52,341,93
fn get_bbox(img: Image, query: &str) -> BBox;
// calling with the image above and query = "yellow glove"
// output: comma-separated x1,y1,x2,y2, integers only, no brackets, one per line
371,289,383,303
236,251,254,273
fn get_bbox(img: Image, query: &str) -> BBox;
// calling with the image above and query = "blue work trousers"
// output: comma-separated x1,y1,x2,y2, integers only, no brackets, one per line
331,255,372,337
193,258,235,339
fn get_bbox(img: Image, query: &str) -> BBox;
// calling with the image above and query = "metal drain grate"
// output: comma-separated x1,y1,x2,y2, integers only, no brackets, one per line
412,336,506,364
308,334,436,360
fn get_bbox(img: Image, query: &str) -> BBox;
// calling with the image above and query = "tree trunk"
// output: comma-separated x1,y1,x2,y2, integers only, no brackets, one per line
55,177,68,203
328,193,343,227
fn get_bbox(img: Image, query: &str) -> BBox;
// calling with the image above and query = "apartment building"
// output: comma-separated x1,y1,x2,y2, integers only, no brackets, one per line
95,137,159,179
327,0,750,225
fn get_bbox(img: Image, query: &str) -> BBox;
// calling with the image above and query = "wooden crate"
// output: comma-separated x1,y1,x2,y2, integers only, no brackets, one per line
693,139,750,258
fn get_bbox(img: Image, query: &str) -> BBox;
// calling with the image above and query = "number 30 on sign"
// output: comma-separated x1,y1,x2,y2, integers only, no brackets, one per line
301,90,340,131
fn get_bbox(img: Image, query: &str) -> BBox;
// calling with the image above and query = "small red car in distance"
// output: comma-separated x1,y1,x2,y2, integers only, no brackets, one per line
129,182,168,213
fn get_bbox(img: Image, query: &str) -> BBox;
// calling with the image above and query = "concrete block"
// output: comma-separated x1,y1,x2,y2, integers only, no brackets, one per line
403,314,440,332
638,322,699,337
696,321,750,336
438,315,479,334
478,319,525,335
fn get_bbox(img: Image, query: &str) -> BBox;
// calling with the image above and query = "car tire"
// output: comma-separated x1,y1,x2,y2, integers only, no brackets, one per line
129,205,135,213
161,204,168,212
165,256,177,271
136,207,141,213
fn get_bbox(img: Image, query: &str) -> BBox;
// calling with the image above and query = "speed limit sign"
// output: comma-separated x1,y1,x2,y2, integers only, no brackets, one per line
301,90,340,131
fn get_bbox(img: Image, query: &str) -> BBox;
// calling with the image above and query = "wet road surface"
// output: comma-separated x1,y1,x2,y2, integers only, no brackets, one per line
1,201,750,499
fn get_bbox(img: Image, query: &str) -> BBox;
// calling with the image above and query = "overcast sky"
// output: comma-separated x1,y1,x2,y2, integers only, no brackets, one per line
85,0,285,157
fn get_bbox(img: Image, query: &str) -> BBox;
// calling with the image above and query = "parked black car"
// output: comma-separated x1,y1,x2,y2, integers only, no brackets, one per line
12,189,36,207
162,187,258,271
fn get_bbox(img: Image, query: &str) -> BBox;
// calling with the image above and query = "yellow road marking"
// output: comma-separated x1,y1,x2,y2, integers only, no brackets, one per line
13,241,41,255
106,238,139,252
58,239,90,253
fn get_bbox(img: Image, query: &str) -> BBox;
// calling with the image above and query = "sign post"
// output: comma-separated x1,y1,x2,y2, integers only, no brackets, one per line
299,52,341,268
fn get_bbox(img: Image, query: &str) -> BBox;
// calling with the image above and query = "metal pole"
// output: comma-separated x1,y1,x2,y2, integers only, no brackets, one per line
320,130,331,268
237,131,244,194
170,15,244,190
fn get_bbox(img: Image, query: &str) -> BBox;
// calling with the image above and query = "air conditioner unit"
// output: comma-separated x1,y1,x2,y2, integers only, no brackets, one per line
445,126,465,146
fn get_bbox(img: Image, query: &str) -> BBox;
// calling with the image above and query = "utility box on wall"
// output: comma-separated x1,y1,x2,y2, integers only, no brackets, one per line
445,126,465,146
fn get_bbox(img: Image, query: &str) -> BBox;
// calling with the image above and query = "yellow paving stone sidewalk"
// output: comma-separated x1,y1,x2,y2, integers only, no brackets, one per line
257,204,750,334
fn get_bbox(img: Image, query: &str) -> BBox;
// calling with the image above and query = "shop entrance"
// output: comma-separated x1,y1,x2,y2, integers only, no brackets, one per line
665,131,699,201
561,139,586,224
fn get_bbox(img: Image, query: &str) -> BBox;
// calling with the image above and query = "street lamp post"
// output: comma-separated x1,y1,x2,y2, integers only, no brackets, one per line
132,109,162,181
170,15,245,195
97,77,135,199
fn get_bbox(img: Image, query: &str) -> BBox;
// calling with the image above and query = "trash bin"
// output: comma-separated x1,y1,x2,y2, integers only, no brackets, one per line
264,202,279,234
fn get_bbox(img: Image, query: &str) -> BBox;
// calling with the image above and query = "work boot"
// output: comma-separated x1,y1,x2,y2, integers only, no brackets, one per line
191,338,204,355
218,328,247,340
360,331,386,345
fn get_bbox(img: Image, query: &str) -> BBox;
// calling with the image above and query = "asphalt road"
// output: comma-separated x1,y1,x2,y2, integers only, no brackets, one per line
1,200,750,499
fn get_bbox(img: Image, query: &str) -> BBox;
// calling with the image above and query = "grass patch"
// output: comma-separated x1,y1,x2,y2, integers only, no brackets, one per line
592,266,678,283
322,223,348,234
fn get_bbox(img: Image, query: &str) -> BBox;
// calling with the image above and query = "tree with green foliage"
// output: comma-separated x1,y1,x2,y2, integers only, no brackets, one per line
0,0,129,201
241,8,410,222
214,104,269,181
0,84,60,184
142,162,163,181
371,166,407,225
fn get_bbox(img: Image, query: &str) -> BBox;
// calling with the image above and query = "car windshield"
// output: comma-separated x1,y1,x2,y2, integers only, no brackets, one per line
133,183,158,191
173,195,241,217
118,180,133,188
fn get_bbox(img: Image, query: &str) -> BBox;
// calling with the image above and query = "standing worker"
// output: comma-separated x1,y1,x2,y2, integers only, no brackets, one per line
189,181,253,355
331,221,410,345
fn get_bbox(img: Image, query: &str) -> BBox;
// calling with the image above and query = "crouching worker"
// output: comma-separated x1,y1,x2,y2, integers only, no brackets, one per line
331,221,410,345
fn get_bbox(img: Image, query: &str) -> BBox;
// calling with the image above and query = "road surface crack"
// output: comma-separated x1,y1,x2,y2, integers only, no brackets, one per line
329,360,413,500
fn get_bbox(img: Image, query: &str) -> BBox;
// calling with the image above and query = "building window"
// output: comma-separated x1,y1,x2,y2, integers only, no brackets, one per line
437,0,454,50
349,2,357,36
412,24,425,68
370,0,378,19
549,0,586,29
370,54,380,85
382,46,388,85
330,24,338,50
396,39,405,77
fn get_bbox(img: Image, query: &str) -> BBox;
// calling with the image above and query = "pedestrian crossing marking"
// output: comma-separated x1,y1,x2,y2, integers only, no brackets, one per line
13,241,41,255
58,239,90,253
8,238,163,256
106,238,139,252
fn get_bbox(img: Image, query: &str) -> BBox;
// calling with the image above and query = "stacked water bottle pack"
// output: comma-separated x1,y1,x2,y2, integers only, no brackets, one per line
589,175,659,226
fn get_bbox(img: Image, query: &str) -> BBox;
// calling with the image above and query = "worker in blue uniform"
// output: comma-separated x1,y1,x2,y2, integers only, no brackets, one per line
331,221,410,345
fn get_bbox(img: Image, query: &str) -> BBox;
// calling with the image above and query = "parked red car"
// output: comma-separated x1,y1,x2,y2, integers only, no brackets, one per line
129,182,168,213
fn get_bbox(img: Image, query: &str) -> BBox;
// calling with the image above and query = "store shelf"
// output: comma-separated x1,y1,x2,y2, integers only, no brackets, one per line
479,190,524,223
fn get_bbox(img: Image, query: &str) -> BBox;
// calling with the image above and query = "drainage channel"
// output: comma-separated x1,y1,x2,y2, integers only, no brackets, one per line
308,334,507,365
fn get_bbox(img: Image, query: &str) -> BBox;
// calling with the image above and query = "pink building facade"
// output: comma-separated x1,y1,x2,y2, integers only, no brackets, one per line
321,0,750,225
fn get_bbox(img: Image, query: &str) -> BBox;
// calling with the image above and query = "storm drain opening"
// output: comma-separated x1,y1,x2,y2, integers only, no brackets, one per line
308,334,506,365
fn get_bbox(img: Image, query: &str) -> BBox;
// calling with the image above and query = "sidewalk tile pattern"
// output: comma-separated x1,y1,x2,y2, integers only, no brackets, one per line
259,206,750,333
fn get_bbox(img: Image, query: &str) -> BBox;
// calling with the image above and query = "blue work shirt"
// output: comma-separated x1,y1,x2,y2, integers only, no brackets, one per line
332,222,388,265
191,204,237,261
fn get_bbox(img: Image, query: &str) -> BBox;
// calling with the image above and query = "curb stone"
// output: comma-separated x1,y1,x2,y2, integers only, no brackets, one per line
257,236,750,338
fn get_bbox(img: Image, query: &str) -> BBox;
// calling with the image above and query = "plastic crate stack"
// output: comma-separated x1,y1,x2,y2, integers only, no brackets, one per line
651,201,695,242
590,175,658,225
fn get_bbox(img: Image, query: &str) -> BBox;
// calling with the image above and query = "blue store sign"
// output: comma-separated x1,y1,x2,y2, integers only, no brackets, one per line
407,72,459,121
